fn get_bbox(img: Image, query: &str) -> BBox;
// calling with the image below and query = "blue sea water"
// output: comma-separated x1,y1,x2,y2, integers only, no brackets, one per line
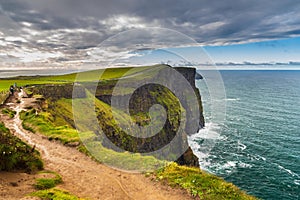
191,70,300,200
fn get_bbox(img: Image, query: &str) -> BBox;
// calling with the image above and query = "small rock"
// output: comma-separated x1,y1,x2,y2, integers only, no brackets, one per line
10,182,18,187
66,142,80,147
195,72,203,79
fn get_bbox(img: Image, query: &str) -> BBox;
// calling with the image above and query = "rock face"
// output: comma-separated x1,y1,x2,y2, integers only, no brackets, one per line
96,65,204,167
176,147,200,167
173,67,205,130
30,84,86,100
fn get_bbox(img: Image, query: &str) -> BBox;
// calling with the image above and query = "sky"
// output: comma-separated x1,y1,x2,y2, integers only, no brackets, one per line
0,0,300,71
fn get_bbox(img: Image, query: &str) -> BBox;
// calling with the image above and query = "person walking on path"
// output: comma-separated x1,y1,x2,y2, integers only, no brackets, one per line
9,85,14,95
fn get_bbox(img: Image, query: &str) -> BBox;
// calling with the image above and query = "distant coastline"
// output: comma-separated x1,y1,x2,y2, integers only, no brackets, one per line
0,69,78,78
2,66,300,79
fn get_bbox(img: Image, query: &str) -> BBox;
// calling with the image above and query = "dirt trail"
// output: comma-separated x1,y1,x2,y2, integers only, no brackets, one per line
0,92,193,200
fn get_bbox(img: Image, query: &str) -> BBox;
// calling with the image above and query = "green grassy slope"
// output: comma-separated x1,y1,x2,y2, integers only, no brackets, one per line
0,65,154,92
156,163,256,199
20,93,166,171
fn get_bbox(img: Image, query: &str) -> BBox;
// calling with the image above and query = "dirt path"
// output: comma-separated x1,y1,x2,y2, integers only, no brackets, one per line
0,92,193,200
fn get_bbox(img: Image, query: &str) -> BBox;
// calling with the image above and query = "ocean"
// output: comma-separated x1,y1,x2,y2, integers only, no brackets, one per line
190,70,300,199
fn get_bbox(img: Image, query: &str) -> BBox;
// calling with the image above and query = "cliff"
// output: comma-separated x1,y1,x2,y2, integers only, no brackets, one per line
0,69,258,200
94,65,204,167
27,65,204,167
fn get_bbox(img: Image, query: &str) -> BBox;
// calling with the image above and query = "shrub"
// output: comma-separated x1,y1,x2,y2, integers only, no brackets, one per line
30,188,85,200
1,108,17,118
34,171,62,190
0,123,43,172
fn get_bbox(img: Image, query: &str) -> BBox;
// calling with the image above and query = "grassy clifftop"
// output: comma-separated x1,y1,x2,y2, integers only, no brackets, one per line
22,65,201,167
156,163,256,200
0,66,152,93
0,65,257,199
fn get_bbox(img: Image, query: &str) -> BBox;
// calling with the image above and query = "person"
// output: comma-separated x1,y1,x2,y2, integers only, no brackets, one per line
9,85,14,95
20,87,28,98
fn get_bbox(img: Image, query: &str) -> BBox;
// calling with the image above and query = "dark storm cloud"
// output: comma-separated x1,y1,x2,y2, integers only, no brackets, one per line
3,0,300,41
0,0,300,67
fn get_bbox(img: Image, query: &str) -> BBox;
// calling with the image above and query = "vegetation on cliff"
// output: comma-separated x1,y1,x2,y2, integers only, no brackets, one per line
20,108,79,145
19,96,167,171
0,122,43,171
15,65,202,169
156,163,256,199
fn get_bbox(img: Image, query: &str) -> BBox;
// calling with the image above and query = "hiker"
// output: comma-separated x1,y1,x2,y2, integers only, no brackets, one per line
9,85,14,95
20,87,28,98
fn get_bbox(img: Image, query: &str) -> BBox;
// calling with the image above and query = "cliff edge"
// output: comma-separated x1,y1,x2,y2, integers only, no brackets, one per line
28,65,204,167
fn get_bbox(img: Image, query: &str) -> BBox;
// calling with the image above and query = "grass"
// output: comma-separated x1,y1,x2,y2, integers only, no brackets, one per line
47,98,77,128
80,138,167,171
1,108,17,118
0,122,43,172
0,92,9,105
75,92,169,171
19,109,79,144
34,170,63,190
0,79,59,93
30,188,86,200
0,65,156,93
30,167,85,199
19,95,167,171
14,85,168,171
156,163,257,199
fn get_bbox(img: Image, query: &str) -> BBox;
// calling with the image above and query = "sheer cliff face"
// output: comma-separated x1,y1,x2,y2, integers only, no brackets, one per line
96,66,204,130
96,65,204,167
174,67,205,130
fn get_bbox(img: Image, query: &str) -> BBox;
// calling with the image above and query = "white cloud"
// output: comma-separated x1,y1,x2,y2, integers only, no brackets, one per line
199,21,227,31
20,21,32,27
3,47,64,63
0,40,7,46
100,15,158,31
5,36,28,43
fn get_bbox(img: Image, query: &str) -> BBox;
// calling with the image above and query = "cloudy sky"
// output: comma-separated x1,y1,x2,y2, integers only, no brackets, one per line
0,0,300,71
